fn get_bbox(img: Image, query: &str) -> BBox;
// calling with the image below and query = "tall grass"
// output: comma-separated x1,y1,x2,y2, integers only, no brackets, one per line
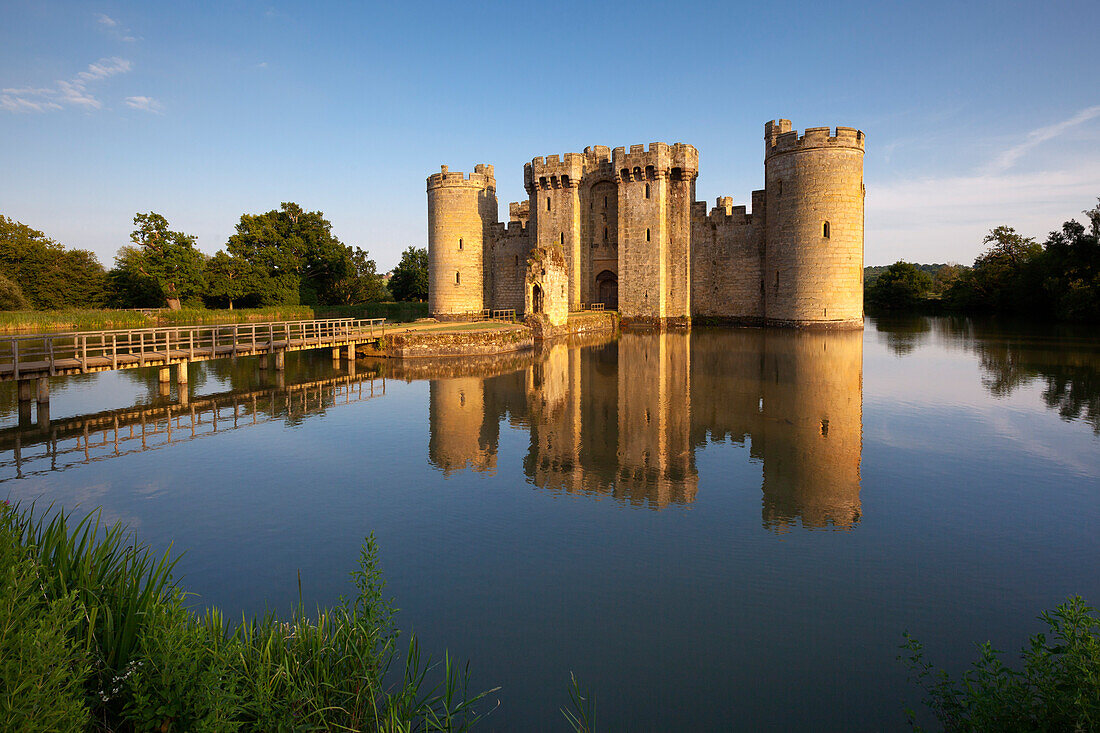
0,303,427,333
1,502,497,731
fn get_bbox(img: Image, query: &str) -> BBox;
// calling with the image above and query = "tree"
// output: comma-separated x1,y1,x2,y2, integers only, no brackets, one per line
0,273,28,310
0,215,107,309
106,246,164,308
388,247,428,302
327,247,388,305
227,202,351,306
128,212,206,310
958,226,1044,312
203,251,255,310
867,261,934,310
1040,199,1100,322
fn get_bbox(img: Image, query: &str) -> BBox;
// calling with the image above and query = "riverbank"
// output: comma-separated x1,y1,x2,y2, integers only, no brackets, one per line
0,502,493,731
363,311,619,359
0,302,430,334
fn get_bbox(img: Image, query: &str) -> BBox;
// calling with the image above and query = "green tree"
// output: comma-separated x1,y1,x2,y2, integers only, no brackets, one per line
388,246,428,302
949,226,1044,312
106,246,163,308
203,251,255,309
1040,199,1100,322
0,215,107,309
227,202,351,306
867,261,934,310
0,273,29,311
327,247,388,304
127,212,206,310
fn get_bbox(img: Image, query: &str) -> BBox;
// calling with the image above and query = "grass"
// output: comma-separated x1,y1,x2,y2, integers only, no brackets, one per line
0,502,497,732
0,303,429,334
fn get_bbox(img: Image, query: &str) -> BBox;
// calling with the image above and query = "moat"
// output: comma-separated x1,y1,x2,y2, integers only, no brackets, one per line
2,317,1098,730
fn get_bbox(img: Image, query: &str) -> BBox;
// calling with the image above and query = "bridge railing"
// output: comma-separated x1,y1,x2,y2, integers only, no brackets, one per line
0,317,386,379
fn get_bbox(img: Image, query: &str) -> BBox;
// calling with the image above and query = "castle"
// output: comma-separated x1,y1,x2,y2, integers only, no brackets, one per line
427,119,865,328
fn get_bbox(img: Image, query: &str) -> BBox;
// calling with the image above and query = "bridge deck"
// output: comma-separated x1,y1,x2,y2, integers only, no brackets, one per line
1,318,387,382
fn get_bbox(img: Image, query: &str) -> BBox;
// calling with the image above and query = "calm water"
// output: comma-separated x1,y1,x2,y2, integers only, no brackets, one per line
2,316,1099,730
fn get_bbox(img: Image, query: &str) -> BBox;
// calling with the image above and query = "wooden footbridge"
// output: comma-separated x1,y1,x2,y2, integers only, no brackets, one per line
2,317,386,413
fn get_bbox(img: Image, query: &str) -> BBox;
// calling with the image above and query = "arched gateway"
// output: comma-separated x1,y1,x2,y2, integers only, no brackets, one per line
595,270,618,310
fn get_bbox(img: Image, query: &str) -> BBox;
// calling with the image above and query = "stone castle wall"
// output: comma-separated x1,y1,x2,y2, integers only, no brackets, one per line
428,120,864,327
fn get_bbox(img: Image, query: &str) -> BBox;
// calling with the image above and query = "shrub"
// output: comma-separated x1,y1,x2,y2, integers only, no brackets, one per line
901,596,1100,731
0,503,90,732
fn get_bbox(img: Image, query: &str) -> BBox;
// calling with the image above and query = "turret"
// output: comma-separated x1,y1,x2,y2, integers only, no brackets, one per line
426,164,498,319
763,121,865,327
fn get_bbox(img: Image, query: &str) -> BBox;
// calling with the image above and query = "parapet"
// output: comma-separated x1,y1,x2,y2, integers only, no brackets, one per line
692,195,756,226
612,142,699,180
524,152,585,192
764,120,864,158
427,163,497,191
509,200,530,222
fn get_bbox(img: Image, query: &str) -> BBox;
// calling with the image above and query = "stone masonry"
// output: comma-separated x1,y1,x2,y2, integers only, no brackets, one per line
426,120,865,328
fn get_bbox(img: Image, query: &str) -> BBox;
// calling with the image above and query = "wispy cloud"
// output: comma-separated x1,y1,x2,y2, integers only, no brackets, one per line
124,96,163,114
868,108,1100,265
95,12,137,42
1,57,132,113
985,105,1100,174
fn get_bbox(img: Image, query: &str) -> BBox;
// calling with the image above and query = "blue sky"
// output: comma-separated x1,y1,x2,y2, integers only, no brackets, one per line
2,0,1098,270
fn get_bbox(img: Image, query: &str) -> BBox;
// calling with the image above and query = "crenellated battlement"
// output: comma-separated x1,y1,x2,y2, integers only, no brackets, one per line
508,200,530,222
426,164,497,191
612,142,699,180
524,153,585,192
765,120,864,158
489,220,529,237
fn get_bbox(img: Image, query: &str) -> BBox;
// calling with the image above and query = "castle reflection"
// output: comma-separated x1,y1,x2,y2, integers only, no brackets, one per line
412,328,864,530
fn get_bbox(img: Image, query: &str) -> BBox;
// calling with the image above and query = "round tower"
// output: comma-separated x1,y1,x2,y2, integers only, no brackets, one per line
763,120,865,328
426,164,498,319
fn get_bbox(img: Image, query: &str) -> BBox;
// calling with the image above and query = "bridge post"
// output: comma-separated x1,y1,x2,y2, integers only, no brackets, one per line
18,400,32,428
35,377,48,405
36,401,50,431
177,359,189,384
159,367,171,384
345,344,355,361
273,349,285,371
259,352,269,369
18,378,33,404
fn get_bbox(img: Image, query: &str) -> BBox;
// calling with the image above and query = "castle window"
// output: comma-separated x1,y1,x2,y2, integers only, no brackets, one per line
646,228,651,242
546,197,551,211
775,270,780,289
645,184,650,199
603,227,608,242
456,271,460,285
560,232,565,245
515,255,519,266
458,238,463,250
823,221,831,238
777,180,783,197
603,196,608,208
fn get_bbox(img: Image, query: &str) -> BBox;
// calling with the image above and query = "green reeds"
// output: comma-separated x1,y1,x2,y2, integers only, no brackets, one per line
0,502,496,731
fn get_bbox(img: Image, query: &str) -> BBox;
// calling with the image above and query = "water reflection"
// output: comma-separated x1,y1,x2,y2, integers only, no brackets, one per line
397,329,864,529
874,316,1100,434
0,368,384,480
1,329,866,530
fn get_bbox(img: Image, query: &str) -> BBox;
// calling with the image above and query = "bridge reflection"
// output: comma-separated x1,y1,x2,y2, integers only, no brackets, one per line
0,370,385,481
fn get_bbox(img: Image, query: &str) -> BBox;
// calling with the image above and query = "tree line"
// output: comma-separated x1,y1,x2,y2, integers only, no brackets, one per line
0,205,429,311
866,199,1100,322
